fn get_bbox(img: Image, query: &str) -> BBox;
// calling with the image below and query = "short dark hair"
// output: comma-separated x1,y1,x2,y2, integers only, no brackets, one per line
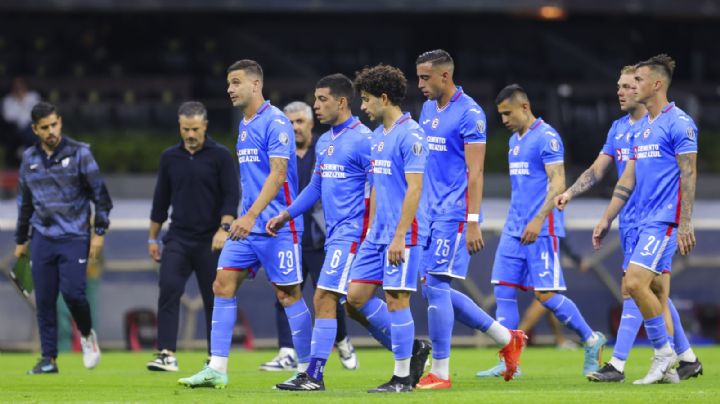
31,101,59,124
178,101,207,119
354,64,407,106
416,49,454,68
227,59,264,81
495,84,528,105
316,73,354,101
636,54,676,83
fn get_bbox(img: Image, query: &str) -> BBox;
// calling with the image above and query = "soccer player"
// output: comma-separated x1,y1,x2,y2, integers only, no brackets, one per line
178,60,310,389
413,49,526,388
266,73,374,390
592,54,698,385
555,65,702,382
15,101,112,374
345,64,430,393
477,85,606,378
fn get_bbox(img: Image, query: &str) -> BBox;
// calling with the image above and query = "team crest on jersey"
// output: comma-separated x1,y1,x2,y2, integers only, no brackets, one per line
412,142,424,156
642,128,651,139
431,118,440,129
512,145,520,156
240,130,247,142
279,132,289,145
378,141,384,152
686,127,696,140
61,157,70,168
327,145,334,156
476,120,485,133
549,139,560,152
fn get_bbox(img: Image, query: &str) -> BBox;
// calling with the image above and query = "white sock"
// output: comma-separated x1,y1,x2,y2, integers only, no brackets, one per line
584,332,599,346
678,348,697,363
297,362,309,372
486,321,512,346
608,357,626,373
431,357,450,380
655,342,674,356
209,356,228,373
394,358,411,378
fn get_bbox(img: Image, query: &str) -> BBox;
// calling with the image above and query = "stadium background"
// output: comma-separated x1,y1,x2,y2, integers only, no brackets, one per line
1,0,719,352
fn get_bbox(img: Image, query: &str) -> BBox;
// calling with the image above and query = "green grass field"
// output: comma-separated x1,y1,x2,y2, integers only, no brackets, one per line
1,346,717,403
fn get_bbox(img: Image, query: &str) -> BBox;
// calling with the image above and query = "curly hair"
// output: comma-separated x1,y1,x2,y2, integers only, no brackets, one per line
353,64,407,106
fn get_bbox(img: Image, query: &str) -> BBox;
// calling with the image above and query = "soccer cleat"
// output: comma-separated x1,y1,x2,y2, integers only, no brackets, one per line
178,366,228,389
416,372,452,389
499,330,527,381
660,367,680,384
147,350,179,372
587,362,625,383
475,360,522,378
410,339,432,387
368,375,413,393
275,372,325,391
632,352,678,385
336,337,359,370
677,359,703,380
582,331,606,376
27,357,58,375
80,329,101,369
260,347,298,371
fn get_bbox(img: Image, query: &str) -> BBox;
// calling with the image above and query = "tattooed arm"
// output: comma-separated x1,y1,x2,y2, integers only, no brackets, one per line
676,152,697,255
521,162,565,244
230,157,288,240
592,159,636,250
555,154,614,210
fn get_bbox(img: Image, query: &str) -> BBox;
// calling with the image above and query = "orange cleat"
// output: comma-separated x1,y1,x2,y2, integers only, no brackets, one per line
415,372,452,389
499,330,527,381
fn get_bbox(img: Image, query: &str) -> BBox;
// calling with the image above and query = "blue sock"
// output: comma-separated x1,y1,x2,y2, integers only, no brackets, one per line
644,315,669,350
668,299,690,355
284,299,313,365
358,296,392,351
306,318,336,381
451,289,495,332
612,298,643,361
424,274,453,359
494,285,519,329
390,307,415,360
541,294,593,342
210,297,237,358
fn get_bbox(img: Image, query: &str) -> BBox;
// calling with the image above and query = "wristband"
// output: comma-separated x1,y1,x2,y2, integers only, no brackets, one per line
467,214,480,223
148,239,160,244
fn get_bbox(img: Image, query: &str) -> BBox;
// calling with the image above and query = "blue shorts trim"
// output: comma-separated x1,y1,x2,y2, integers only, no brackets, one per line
217,233,303,285
422,221,469,279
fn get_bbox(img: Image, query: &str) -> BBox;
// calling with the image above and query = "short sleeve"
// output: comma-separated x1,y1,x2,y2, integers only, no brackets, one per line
402,129,428,173
460,104,487,143
266,115,293,159
670,116,698,155
541,131,564,165
600,120,617,156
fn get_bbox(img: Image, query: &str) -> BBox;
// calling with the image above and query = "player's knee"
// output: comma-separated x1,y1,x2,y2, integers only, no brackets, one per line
313,290,338,317
212,278,234,297
385,290,410,311
623,276,644,298
275,284,302,307
534,290,554,303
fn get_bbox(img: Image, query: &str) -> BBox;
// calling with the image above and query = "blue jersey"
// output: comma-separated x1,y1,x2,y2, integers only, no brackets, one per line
504,118,565,237
600,114,645,230
419,86,486,222
631,102,698,225
287,116,373,244
367,113,429,246
236,101,303,234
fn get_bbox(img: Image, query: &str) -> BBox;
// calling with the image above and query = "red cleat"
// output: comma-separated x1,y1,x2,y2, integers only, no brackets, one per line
499,330,527,381
416,372,452,389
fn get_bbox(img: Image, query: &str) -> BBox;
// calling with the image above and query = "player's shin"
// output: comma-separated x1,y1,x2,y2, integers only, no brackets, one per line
424,275,453,379
208,297,237,373
494,285,520,329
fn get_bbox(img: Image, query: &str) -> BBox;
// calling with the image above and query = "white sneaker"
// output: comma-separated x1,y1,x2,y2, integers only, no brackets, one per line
660,367,680,384
633,352,677,385
80,329,101,369
335,337,358,370
147,349,179,372
259,347,298,371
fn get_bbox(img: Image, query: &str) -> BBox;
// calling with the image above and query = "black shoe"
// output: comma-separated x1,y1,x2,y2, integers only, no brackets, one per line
276,372,325,391
587,362,624,382
410,339,431,387
368,375,413,393
27,357,58,375
677,359,703,380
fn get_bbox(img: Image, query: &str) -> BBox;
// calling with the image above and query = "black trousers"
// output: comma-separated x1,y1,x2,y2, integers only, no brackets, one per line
275,248,349,348
156,238,218,353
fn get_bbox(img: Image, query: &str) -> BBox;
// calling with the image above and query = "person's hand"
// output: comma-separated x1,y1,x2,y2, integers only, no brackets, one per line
212,228,228,251
148,241,162,262
466,221,485,255
387,234,406,266
521,217,543,245
554,192,572,211
14,243,28,258
677,220,696,256
592,218,611,250
266,211,291,236
89,234,104,260
229,214,256,240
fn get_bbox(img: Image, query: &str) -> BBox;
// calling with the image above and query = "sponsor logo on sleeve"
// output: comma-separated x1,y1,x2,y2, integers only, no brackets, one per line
412,142,424,156
549,139,560,152
476,120,486,133
686,127,696,140
279,132,289,145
